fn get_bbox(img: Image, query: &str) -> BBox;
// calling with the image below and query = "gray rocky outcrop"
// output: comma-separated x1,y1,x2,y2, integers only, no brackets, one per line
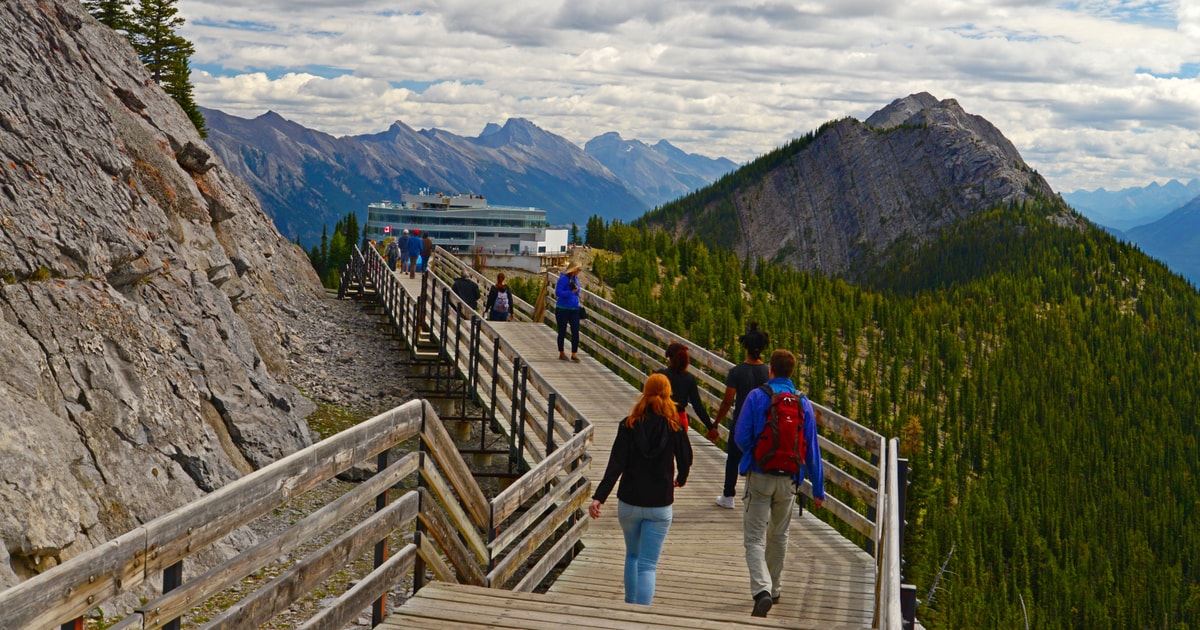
0,0,324,585
668,93,1060,279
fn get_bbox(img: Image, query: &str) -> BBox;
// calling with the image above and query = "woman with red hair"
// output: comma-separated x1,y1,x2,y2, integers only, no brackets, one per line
589,373,692,605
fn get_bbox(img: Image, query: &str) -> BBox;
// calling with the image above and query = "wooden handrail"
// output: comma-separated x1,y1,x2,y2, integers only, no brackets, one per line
1,242,902,629
0,400,426,629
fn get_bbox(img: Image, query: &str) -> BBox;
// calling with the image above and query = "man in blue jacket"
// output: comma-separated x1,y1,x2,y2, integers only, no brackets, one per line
404,230,424,279
734,349,825,618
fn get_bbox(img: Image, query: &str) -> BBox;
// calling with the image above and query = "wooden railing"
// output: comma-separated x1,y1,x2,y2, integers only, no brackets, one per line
421,248,910,628
1,244,907,629
0,249,596,628
353,246,587,468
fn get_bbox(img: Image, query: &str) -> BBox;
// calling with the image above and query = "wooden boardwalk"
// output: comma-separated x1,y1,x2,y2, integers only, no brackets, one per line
386,274,876,628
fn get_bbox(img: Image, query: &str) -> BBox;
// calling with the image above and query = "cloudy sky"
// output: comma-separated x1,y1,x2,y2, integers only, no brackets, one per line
180,0,1200,194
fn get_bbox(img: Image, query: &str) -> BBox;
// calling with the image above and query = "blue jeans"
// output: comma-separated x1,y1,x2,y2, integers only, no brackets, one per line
617,501,673,605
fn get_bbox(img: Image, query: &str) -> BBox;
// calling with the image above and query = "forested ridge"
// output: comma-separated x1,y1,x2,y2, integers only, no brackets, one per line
580,200,1200,628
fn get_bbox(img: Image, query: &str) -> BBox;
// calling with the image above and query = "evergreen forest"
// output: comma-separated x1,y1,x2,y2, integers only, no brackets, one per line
306,212,361,288
583,202,1200,628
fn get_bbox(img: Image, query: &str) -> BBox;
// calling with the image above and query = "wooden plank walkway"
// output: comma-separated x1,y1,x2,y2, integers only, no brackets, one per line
386,274,876,628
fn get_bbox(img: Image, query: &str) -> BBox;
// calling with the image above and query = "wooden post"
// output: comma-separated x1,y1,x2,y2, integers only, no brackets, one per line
162,560,183,630
372,449,390,625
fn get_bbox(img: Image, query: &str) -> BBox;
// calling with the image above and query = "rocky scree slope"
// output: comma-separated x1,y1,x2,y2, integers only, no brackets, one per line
0,0,324,587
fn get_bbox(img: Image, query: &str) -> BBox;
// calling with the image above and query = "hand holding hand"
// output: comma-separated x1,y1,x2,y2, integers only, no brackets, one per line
705,426,720,442
589,499,602,519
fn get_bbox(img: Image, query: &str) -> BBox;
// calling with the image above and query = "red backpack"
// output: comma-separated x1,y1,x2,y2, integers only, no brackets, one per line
753,385,806,475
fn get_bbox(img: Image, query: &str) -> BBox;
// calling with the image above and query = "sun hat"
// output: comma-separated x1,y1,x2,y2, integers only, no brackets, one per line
564,261,582,274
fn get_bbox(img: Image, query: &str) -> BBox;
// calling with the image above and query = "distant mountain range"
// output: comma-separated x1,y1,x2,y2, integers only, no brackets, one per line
1064,180,1200,284
200,108,737,247
1062,179,1200,231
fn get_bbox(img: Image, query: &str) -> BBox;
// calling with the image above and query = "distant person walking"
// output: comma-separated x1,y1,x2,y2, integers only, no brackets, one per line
421,232,434,272
451,268,481,316
404,230,423,279
712,323,771,509
485,272,515,322
589,373,692,606
398,230,411,272
655,343,716,437
734,349,825,617
555,261,583,362
384,237,401,272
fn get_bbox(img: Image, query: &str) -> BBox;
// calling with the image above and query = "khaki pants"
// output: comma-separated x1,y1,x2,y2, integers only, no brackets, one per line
743,471,795,598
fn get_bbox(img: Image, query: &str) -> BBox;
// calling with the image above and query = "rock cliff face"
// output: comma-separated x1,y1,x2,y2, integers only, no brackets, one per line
0,0,324,586
662,93,1059,278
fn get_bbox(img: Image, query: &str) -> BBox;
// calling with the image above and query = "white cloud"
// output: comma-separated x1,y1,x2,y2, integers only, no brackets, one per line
182,0,1200,193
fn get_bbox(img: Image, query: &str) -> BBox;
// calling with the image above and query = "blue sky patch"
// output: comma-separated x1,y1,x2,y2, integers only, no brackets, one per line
1137,62,1200,79
194,63,353,80
388,79,484,93
1057,1,1176,29
193,19,276,32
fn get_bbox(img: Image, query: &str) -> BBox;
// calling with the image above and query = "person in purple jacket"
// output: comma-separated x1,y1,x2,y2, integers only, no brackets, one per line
589,373,693,605
555,260,583,362
734,349,825,618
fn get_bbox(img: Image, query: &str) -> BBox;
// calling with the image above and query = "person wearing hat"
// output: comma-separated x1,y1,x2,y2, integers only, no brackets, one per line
399,229,411,272
404,229,423,279
555,260,583,362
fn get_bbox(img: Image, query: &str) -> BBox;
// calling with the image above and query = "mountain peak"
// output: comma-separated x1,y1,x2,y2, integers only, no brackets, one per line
644,94,1056,279
864,92,943,129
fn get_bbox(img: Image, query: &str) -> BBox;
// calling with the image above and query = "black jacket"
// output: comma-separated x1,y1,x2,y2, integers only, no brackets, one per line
452,276,481,309
592,411,692,508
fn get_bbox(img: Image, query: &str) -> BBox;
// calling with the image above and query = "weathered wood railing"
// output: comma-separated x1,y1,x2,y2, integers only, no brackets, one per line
354,245,587,468
421,248,910,628
0,396,592,629
531,261,910,628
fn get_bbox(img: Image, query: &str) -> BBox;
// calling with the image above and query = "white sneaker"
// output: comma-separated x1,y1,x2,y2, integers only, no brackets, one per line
716,495,735,509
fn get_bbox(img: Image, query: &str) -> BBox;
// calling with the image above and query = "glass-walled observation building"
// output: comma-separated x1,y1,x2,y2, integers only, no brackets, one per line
365,190,563,255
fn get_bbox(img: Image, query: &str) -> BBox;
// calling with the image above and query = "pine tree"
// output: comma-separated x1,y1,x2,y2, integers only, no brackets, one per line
84,0,131,31
127,0,206,136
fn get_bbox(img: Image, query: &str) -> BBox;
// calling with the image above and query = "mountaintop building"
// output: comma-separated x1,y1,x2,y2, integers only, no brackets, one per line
365,191,569,261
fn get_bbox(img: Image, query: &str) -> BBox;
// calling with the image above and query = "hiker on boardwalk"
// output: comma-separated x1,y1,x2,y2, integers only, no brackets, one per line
589,373,692,606
421,231,434,272
711,322,771,509
555,261,583,362
404,229,423,279
451,268,481,316
734,349,825,617
484,272,515,322
384,237,401,272
655,343,716,437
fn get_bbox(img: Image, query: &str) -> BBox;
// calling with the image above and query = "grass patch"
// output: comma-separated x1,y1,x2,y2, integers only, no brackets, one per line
307,402,364,440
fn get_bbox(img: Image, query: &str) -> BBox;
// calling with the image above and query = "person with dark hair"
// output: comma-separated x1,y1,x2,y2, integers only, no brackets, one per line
734,349,825,617
654,342,715,437
420,231,434,272
451,268,481,316
484,272,515,322
712,323,771,509
589,373,692,605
